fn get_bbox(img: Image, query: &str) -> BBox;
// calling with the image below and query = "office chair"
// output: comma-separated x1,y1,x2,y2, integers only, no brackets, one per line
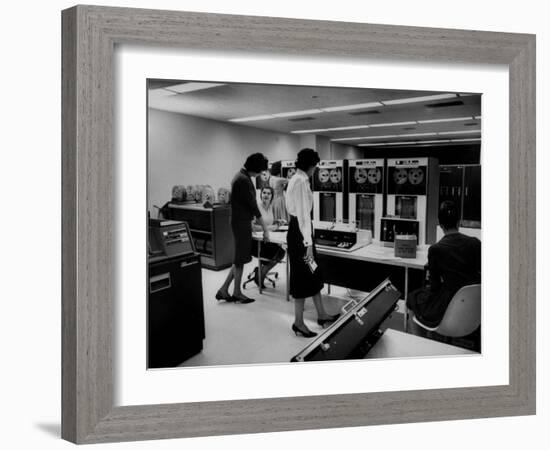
243,265,279,289
412,284,481,337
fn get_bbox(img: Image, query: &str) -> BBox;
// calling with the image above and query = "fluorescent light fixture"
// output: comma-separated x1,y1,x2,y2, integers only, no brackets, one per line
231,108,324,122
229,115,276,123
327,125,371,131
382,141,418,145
290,129,329,134
474,115,482,120
397,132,438,138
357,143,387,147
417,140,452,144
449,138,482,142
381,93,458,106
331,136,380,142
164,82,225,94
417,116,473,124
321,102,383,112
292,124,370,134
272,109,323,118
369,121,417,128
438,130,481,135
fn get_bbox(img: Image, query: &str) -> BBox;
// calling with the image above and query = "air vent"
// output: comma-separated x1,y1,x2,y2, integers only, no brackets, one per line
348,110,381,116
403,127,416,130
425,100,464,108
464,122,479,126
288,117,316,122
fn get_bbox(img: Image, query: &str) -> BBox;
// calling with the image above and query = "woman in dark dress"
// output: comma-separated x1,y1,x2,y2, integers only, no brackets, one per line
285,148,339,337
216,153,270,304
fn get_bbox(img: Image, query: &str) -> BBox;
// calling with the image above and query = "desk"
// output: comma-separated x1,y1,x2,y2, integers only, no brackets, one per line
366,329,476,359
252,231,428,329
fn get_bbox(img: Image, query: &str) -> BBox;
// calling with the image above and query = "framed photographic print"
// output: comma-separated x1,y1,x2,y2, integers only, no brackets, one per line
62,5,535,444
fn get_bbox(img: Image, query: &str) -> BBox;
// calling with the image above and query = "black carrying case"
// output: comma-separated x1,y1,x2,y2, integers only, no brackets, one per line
291,279,401,362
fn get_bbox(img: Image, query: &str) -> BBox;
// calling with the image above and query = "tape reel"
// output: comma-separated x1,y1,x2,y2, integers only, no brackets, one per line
354,168,368,184
329,169,342,184
318,168,330,183
367,168,382,184
393,169,408,185
408,168,425,185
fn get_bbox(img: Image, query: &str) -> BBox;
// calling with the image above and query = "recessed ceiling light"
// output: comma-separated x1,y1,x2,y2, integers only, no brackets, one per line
229,115,276,122
290,128,328,134
380,93,458,106
449,138,482,142
417,116,472,124
369,121,417,128
392,132,438,138
273,109,323,118
438,130,481,135
164,82,225,94
321,102,383,112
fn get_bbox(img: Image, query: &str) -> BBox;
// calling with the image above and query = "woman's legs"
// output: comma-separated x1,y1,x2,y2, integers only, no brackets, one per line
232,263,245,297
293,297,306,327
312,291,334,320
218,267,234,296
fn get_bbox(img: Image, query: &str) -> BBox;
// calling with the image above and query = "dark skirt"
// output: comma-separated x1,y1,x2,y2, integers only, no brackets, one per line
231,219,253,265
287,215,324,298
250,241,286,262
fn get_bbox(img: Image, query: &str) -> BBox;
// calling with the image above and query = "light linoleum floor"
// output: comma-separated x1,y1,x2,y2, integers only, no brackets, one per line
180,260,357,367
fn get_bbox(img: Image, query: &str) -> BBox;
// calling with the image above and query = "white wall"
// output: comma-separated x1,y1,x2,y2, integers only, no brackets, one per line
2,1,547,450
148,108,300,211
332,142,364,160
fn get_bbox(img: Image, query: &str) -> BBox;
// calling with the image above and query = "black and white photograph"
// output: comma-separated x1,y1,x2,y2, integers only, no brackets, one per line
146,80,482,369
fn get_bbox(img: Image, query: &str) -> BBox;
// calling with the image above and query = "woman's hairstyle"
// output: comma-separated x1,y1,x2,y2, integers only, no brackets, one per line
244,153,268,173
260,186,274,204
270,160,282,176
295,148,320,172
438,200,460,230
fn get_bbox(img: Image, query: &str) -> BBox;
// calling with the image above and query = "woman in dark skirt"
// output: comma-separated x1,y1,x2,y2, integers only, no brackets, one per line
216,153,270,304
285,148,339,337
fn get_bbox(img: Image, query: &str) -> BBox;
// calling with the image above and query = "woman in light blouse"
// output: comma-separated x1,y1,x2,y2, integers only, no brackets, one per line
251,186,286,287
285,148,339,337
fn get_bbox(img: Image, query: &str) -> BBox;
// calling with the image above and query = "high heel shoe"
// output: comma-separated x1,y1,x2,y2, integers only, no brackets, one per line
317,314,340,327
292,323,317,338
215,290,234,302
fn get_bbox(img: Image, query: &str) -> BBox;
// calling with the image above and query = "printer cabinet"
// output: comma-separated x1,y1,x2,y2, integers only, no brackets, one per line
148,253,205,368
167,204,234,270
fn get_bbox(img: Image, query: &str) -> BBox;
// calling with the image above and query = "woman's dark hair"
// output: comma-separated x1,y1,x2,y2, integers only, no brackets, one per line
260,186,274,204
295,148,320,172
438,200,460,230
270,160,282,177
244,153,268,173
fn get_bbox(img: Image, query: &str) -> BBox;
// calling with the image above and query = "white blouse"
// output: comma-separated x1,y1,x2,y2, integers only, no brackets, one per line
285,168,314,246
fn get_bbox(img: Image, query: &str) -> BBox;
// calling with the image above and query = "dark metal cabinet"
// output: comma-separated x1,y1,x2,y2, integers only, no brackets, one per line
461,165,481,228
148,253,204,368
439,165,481,228
166,204,234,270
439,165,464,209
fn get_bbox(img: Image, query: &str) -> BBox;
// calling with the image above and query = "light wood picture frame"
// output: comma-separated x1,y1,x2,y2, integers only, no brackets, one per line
61,5,536,444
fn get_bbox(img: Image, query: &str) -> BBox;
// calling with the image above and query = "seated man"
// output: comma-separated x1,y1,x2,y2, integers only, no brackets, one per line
407,200,481,328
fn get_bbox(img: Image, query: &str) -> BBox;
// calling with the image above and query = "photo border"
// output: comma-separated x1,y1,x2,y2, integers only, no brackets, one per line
61,5,535,443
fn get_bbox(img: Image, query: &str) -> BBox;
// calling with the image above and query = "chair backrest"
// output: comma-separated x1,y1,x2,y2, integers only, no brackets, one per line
436,284,481,337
